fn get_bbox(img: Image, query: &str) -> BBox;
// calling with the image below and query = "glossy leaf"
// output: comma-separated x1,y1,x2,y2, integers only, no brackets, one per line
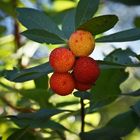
121,89,140,97
96,28,140,42
81,110,139,140
7,128,35,140
34,75,48,89
21,29,65,44
17,8,65,39
98,48,140,69
132,101,140,117
62,9,75,39
98,60,140,69
73,91,92,100
75,0,99,28
78,15,118,35
4,62,53,82
104,48,137,65
109,0,140,6
7,109,68,128
90,68,128,112
19,89,52,108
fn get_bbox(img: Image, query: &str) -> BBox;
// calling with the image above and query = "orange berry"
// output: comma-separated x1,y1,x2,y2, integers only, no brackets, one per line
68,30,95,56
49,47,75,73
73,57,100,84
50,72,75,96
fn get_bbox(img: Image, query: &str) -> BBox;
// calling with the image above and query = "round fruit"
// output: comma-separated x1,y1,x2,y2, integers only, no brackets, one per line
49,47,75,73
73,57,100,84
68,30,95,56
75,80,92,91
50,72,75,96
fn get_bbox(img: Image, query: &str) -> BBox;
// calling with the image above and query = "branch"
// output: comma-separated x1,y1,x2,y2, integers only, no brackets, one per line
80,98,85,133
0,96,35,113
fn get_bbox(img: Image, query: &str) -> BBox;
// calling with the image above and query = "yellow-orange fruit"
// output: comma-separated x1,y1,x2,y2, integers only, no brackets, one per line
75,80,92,91
73,57,100,84
68,30,95,56
49,47,75,73
50,72,75,96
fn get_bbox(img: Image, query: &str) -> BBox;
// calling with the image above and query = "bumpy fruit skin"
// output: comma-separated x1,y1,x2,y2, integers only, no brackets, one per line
50,72,75,96
73,57,100,84
68,30,95,56
75,80,92,91
49,47,75,73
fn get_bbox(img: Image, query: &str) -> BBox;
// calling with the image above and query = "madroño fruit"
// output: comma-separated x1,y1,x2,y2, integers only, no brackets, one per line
68,30,95,56
73,56,100,84
49,47,75,73
50,72,75,96
75,80,92,91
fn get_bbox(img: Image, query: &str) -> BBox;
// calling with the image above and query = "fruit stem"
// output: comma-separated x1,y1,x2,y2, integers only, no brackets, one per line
80,98,85,133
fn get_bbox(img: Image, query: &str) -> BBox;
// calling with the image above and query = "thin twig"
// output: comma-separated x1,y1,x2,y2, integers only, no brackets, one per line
0,96,35,113
80,98,85,133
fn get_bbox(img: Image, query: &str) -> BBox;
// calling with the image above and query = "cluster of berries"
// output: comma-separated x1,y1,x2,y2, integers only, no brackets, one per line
49,30,100,96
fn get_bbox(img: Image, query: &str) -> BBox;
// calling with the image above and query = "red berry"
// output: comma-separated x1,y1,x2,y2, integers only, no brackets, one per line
50,72,75,96
73,57,100,84
49,47,75,73
75,80,92,91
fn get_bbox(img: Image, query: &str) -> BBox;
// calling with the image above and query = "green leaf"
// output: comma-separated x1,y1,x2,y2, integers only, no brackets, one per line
19,89,52,108
0,1,15,17
104,48,138,65
73,91,92,100
90,68,128,112
80,110,139,140
43,120,70,132
4,62,53,82
75,0,99,28
78,15,118,35
132,101,140,117
7,128,35,140
62,9,75,39
56,101,79,108
7,109,68,128
134,16,140,28
122,89,140,97
98,48,140,69
0,26,6,35
21,29,65,44
98,60,140,69
17,8,65,39
109,0,140,6
34,75,48,89
96,28,140,42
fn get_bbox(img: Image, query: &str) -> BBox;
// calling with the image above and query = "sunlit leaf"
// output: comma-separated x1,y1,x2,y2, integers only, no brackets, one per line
80,110,139,140
62,9,75,39
7,128,35,140
22,29,65,44
4,62,53,82
96,28,140,42
78,15,118,35
75,0,99,28
7,109,69,128
17,8,65,39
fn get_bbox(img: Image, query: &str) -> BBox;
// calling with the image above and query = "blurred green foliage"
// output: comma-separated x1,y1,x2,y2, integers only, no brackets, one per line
0,0,140,140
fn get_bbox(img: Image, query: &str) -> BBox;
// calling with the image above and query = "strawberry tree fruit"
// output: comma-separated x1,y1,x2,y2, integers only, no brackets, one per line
49,47,75,73
73,56,100,84
50,72,75,96
75,80,92,91
68,30,95,56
